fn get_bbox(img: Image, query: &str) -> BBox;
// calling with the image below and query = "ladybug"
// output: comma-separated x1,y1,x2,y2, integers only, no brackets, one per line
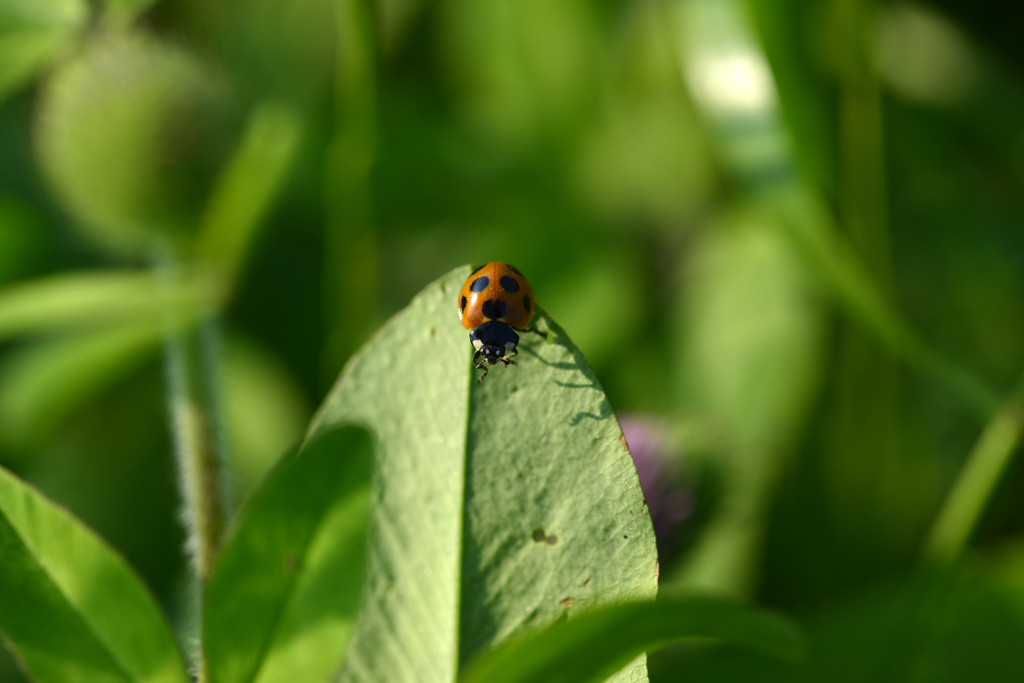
457,262,537,380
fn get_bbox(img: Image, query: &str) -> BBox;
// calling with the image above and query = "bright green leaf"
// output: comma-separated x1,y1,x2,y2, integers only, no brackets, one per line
204,427,372,683
0,465,188,683
0,0,88,100
0,270,218,341
309,266,658,683
460,598,803,683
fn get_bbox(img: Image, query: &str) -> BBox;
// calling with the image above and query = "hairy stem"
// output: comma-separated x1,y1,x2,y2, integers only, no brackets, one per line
157,251,230,681
164,318,230,582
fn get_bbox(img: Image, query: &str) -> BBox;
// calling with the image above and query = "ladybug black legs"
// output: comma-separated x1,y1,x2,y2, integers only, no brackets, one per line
475,361,489,383
522,326,550,339
473,350,516,383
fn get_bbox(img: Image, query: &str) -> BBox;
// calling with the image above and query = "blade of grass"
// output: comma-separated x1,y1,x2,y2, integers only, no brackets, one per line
459,598,803,683
195,102,301,283
321,0,379,379
923,400,1024,564
670,0,1000,421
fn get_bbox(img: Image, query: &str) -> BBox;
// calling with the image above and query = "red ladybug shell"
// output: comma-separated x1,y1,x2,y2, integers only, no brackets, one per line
458,262,535,331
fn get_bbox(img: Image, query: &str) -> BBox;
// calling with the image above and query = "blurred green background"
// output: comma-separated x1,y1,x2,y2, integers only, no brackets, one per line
3,0,1024,680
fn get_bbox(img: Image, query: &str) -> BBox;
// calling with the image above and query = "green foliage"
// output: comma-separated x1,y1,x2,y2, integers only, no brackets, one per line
310,266,658,682
0,321,164,449
195,102,302,281
204,427,372,683
220,336,312,499
673,204,822,595
0,464,187,683
460,598,803,683
35,29,226,257
3,0,1024,681
101,0,160,23
0,270,214,340
0,0,87,101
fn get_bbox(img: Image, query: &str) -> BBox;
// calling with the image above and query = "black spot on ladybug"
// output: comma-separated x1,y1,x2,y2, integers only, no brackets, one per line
470,264,487,276
470,276,489,293
523,295,531,313
481,299,507,319
507,264,524,277
500,275,520,292
460,296,468,313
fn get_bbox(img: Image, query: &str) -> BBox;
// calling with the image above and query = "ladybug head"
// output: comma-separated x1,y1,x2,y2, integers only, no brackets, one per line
475,343,506,365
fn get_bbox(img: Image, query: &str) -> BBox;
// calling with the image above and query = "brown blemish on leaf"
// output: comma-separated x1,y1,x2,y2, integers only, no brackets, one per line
560,597,574,607
532,528,558,545
582,577,591,588
282,554,298,572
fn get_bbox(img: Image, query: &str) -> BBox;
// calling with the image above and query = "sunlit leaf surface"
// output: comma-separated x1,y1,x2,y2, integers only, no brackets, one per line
0,465,187,683
204,427,372,683
310,266,658,683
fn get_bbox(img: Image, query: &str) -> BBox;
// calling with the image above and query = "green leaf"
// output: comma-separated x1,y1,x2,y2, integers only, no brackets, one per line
36,30,226,256
680,208,822,455
0,465,188,683
195,102,301,281
204,427,372,683
309,266,658,683
460,598,803,683
0,0,88,101
671,206,822,598
0,269,218,341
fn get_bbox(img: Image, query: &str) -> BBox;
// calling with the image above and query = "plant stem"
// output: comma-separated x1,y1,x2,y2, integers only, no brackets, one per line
157,251,230,682
323,0,378,381
164,318,230,583
923,399,1024,564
